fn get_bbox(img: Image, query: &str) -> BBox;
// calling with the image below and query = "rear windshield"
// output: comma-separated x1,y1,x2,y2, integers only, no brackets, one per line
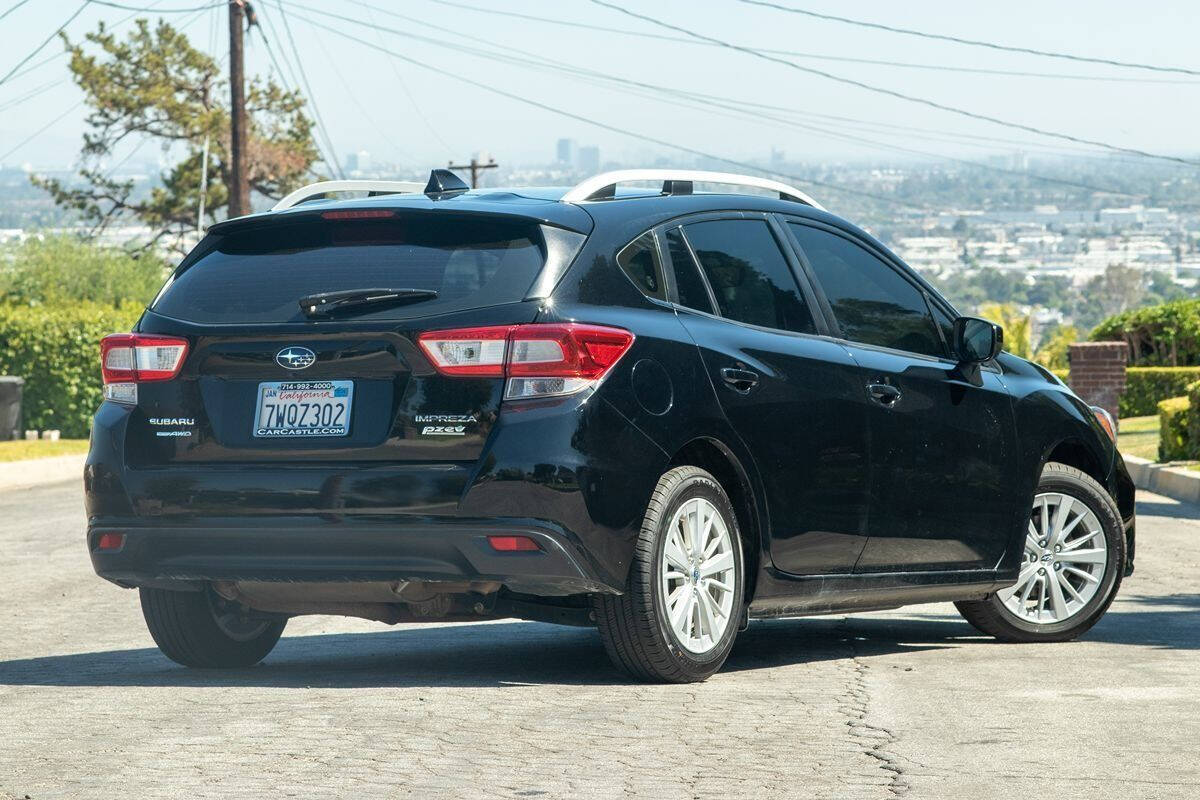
152,215,546,323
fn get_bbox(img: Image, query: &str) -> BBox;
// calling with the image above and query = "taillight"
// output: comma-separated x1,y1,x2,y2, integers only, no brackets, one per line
506,324,634,399
100,333,189,404
417,326,510,376
417,323,634,400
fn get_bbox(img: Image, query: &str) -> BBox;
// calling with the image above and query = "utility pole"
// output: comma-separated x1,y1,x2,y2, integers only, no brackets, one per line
227,1,250,217
447,156,498,188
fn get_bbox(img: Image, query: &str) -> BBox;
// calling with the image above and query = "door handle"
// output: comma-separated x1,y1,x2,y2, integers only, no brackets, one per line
867,382,902,406
721,367,760,393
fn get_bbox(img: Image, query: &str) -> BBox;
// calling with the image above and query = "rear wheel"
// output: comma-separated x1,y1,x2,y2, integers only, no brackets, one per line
593,466,744,683
956,461,1125,642
140,587,287,668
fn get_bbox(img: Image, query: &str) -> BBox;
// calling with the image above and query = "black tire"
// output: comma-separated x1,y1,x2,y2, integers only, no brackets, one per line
593,466,745,683
956,461,1125,643
140,587,287,668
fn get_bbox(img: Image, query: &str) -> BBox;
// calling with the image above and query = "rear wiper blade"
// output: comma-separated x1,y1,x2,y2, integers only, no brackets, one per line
299,288,438,318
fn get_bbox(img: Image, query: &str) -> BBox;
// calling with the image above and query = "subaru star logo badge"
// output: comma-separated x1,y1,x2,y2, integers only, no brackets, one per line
275,346,316,370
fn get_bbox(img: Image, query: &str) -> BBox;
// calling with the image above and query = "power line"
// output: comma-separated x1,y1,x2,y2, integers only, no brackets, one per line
0,101,83,162
292,1,1152,196
86,0,223,12
0,1,89,87
4,50,68,85
555,59,1142,196
364,6,456,158
282,6,927,213
280,2,1198,171
311,31,415,166
0,0,188,86
0,77,68,113
252,3,340,177
290,4,1171,226
360,1,1126,161
253,2,302,90
736,0,1200,78
268,1,344,179
0,2,204,166
588,0,1200,168
418,0,1200,85
0,0,33,22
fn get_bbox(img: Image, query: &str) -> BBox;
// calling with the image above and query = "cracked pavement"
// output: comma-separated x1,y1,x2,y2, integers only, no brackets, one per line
2,482,1198,799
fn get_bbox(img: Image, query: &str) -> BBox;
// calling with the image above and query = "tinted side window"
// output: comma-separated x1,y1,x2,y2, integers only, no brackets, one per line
681,219,815,334
615,232,666,301
665,228,714,314
790,223,945,357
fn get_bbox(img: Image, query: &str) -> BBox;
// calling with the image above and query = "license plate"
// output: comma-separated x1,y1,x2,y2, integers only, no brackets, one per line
253,380,353,438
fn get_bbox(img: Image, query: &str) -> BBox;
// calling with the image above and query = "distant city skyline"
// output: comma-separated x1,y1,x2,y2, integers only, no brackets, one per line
2,1,1199,175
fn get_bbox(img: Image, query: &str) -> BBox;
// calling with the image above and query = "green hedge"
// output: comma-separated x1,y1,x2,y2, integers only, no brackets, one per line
1091,299,1200,366
1121,367,1200,418
1186,382,1200,464
1158,396,1191,461
0,304,142,438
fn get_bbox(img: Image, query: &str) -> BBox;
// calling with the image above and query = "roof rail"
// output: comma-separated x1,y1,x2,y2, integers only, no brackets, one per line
560,169,825,210
271,179,425,211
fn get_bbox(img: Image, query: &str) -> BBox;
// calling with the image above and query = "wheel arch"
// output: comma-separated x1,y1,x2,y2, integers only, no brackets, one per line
1042,437,1109,488
667,436,764,604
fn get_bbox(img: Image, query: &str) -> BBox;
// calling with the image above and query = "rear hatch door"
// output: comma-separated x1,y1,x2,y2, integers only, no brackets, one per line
129,209,577,467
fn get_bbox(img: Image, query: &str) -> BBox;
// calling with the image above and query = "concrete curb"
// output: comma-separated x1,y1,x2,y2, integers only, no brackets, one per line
0,454,85,492
1124,454,1200,504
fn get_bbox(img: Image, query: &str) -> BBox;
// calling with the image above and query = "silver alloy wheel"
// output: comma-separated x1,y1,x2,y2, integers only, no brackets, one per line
998,491,1108,624
660,497,737,654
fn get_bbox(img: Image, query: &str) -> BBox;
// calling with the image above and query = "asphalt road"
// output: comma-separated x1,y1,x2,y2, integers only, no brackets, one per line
2,482,1197,799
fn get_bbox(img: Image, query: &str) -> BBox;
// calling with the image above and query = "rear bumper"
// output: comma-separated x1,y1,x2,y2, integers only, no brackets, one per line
88,517,620,596
85,389,672,598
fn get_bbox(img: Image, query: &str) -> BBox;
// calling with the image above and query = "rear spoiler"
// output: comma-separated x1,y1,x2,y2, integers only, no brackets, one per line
208,171,590,237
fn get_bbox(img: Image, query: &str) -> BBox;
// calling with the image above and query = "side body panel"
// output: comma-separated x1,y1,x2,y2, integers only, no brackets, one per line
992,353,1129,575
841,346,1019,573
673,310,870,574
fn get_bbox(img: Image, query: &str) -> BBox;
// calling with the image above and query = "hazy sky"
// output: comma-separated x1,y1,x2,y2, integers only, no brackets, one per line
1,0,1198,172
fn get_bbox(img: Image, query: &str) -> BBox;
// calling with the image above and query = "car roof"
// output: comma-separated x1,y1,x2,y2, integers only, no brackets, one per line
210,185,855,237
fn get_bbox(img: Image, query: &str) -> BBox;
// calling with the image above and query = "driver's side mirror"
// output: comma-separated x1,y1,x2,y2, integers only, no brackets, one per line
953,316,1003,364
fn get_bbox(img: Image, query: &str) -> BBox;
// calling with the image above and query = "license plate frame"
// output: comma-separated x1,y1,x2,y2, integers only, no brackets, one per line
252,380,354,438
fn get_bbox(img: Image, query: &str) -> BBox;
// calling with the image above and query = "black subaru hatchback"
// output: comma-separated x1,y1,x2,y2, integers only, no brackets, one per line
85,169,1135,683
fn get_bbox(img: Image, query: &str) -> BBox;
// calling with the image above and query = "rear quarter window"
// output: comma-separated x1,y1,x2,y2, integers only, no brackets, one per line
152,215,546,323
614,232,667,301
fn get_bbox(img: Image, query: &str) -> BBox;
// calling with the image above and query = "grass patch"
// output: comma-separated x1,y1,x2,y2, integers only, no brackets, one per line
0,439,89,462
1118,415,1159,461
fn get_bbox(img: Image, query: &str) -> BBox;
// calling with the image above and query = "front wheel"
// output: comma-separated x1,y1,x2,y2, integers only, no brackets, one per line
956,461,1125,642
593,466,745,683
140,587,287,668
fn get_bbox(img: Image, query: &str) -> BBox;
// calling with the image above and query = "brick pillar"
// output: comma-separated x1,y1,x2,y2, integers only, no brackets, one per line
1067,342,1129,422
